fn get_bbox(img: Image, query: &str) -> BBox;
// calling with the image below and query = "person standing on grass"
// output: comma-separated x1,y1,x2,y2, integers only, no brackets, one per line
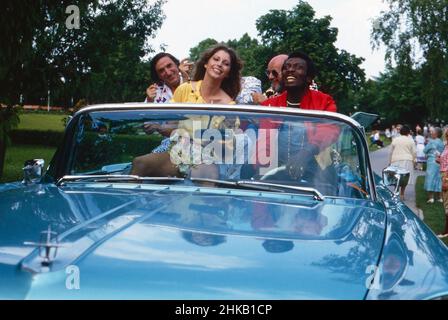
437,128,448,238
423,127,444,203
389,125,416,201
415,127,426,171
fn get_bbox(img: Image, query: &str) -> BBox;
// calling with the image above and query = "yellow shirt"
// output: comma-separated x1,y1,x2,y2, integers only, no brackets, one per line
171,81,206,104
170,81,238,137
171,80,236,105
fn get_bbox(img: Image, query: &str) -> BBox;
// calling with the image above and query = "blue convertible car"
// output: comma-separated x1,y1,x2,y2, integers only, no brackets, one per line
1,104,448,299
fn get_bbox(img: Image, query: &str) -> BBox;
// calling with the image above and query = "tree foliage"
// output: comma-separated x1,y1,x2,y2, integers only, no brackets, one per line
0,0,166,176
357,66,425,126
0,0,166,107
189,38,218,63
371,0,448,122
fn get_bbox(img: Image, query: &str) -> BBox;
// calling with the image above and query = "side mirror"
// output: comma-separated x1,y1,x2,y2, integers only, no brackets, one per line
22,159,45,185
382,166,410,196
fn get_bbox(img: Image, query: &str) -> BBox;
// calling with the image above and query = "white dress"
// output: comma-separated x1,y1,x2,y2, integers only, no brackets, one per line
415,135,426,163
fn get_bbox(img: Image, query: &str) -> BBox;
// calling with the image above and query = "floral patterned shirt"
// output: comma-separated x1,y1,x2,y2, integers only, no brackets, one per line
439,144,448,172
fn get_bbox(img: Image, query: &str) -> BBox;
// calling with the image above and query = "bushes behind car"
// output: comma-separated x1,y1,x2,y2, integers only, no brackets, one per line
10,129,64,147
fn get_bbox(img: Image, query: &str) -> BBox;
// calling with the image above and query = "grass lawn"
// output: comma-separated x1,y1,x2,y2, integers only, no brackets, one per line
18,113,67,132
415,175,448,245
0,144,57,183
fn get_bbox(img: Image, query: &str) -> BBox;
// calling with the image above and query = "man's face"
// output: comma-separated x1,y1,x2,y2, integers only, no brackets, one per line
266,59,285,93
282,57,308,89
155,56,180,89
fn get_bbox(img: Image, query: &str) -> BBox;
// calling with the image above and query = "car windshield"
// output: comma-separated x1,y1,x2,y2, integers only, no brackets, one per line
65,108,370,199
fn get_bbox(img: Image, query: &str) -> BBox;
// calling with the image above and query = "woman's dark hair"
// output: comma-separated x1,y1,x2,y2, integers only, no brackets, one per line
400,125,411,136
286,51,317,79
150,52,180,83
192,44,243,99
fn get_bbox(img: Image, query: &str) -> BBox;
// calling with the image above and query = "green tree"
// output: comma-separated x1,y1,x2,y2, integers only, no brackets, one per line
371,0,448,121
0,1,166,176
357,66,425,126
82,0,166,103
226,33,272,84
0,0,46,106
1,0,166,108
189,38,218,62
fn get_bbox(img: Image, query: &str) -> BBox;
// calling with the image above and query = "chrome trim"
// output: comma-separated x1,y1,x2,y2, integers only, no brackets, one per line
22,159,45,185
74,103,364,128
23,225,63,267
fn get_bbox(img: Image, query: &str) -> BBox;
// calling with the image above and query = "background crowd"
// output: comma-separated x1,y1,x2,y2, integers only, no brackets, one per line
381,123,448,238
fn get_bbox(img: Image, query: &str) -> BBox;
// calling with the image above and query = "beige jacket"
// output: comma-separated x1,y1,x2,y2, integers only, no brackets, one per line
390,135,416,163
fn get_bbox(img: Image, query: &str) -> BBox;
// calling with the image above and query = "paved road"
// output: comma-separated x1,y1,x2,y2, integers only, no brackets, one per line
370,145,425,219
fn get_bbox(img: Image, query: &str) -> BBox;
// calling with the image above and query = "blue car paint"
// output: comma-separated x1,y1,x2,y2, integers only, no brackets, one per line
1,182,387,299
366,182,448,299
2,106,448,299
1,180,448,299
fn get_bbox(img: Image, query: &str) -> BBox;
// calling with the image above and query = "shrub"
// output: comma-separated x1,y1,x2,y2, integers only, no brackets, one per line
10,129,64,147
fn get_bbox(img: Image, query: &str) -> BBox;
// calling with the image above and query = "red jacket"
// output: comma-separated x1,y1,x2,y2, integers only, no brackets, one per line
259,89,339,152
262,89,337,112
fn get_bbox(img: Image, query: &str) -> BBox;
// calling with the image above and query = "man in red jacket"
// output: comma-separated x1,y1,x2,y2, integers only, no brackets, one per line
259,51,339,180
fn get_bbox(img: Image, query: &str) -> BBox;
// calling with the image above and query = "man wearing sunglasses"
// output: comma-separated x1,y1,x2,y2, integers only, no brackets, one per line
252,54,288,104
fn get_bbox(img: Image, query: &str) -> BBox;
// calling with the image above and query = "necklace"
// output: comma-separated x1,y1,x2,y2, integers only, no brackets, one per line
286,100,300,107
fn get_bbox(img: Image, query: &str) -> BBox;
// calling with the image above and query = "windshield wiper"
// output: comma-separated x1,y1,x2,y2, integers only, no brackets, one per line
56,175,324,200
235,180,324,201
189,177,238,187
191,178,324,201
56,175,185,186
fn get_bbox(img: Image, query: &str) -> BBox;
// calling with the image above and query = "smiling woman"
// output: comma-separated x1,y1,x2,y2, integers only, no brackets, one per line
189,44,243,103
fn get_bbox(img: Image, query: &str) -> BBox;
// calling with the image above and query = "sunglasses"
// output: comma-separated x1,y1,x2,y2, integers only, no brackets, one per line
265,69,279,78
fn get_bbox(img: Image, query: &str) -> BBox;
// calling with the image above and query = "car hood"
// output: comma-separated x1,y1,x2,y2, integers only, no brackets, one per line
0,182,386,299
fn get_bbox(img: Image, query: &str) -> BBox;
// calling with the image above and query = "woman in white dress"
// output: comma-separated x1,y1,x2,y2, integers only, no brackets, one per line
415,128,426,171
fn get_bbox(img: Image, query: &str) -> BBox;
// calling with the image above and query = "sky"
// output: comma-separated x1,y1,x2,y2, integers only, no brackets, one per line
151,0,389,79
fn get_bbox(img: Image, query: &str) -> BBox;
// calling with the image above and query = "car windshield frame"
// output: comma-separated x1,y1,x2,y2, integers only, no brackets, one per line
45,103,376,201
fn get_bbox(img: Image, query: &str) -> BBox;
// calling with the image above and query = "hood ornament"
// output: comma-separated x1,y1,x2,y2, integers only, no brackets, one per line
24,225,63,267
